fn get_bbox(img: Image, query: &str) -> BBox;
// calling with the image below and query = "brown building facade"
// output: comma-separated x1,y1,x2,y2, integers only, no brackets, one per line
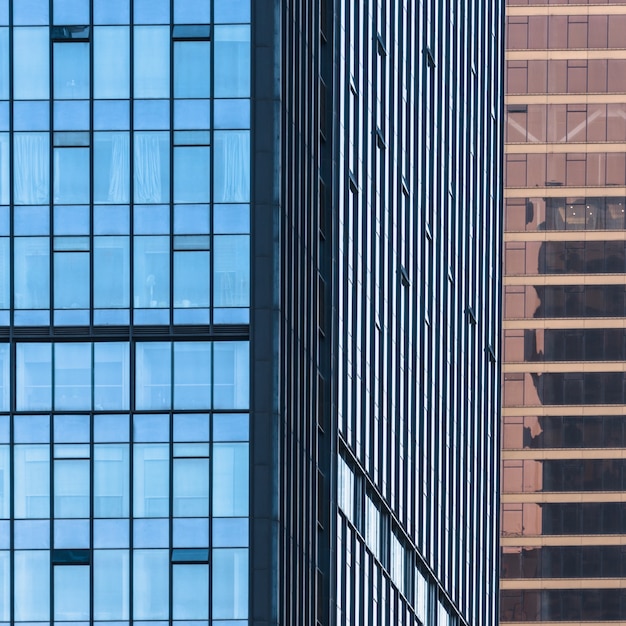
501,1,626,624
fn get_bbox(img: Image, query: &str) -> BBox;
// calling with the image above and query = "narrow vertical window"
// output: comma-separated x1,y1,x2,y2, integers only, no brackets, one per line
53,40,90,99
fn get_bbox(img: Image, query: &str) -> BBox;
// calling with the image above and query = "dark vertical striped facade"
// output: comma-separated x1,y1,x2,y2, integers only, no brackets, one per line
251,1,504,626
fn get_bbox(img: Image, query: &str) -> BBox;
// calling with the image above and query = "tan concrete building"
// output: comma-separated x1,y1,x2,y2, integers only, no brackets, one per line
501,1,626,623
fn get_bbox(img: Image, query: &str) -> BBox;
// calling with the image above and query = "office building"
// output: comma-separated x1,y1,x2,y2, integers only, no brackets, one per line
0,1,503,625
501,1,626,623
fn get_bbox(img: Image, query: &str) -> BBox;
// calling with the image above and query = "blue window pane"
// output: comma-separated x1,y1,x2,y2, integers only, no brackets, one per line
14,132,49,204
0,417,7,443
54,414,89,443
93,519,129,548
54,251,90,311
173,414,209,442
15,519,50,549
54,566,90,620
133,444,169,517
94,0,129,24
212,549,248,619
214,99,250,130
214,26,250,98
134,99,170,130
14,100,49,131
94,414,129,443
214,235,249,308
14,0,49,25
173,518,209,547
14,551,50,621
0,103,7,130
0,345,8,411
54,205,89,236
134,204,170,234
174,0,211,23
16,344,52,410
133,518,169,548
0,29,5,99
94,235,131,309
0,551,7,621
53,0,89,25
94,445,129,517
54,343,91,410
94,342,130,410
94,205,129,235
13,414,50,444
174,458,209,516
214,204,249,234
54,459,90,517
173,565,209,619
174,41,210,98
134,236,170,310
133,413,169,443
134,132,170,203
134,27,170,98
94,133,130,203
54,518,90,548
173,343,211,409
14,28,49,99
134,0,169,24
174,146,211,203
54,100,90,130
174,250,210,311
54,147,90,203
94,100,129,130
94,27,130,98
213,443,248,517
14,445,50,518
214,131,250,202
0,134,6,204
174,99,211,130
213,342,249,410
174,204,210,235
212,518,248,548
54,42,89,99
215,0,250,23
94,550,130,620
14,238,50,311
133,550,169,620
14,206,49,236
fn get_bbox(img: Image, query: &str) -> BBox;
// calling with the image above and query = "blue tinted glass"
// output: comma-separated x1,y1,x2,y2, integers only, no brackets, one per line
0,134,6,204
94,414,129,443
213,413,249,442
134,27,170,98
0,207,8,234
173,518,209,547
54,147,90,203
174,41,210,98
14,519,50,549
0,239,7,310
133,444,169,518
54,566,90,621
173,457,209,516
94,343,130,409
133,132,170,203
94,27,130,98
133,236,170,310
14,551,50,621
214,99,250,129
212,518,248,548
93,519,129,548
174,146,211,203
174,413,209,442
173,564,209,619
0,29,5,99
214,235,249,308
54,343,91,410
14,414,50,443
134,0,169,24
94,0,129,24
214,26,250,98
54,251,90,311
213,131,250,202
133,519,169,548
16,345,52,411
213,443,248,517
0,0,7,25
94,444,130,517
94,100,130,130
174,0,211,23
53,0,89,25
93,550,130,619
174,99,211,130
14,132,50,204
0,521,8,547
54,519,90,548
174,204,210,234
54,459,90,517
54,205,89,235
14,444,50,518
0,345,8,412
94,132,130,203
0,102,8,130
94,205,129,235
54,100,90,130
212,549,248,619
54,415,89,443
54,42,90,99
14,0,49,25
13,28,49,99
14,237,50,311
0,416,7,442
174,343,211,409
133,413,169,442
14,206,49,236
215,0,250,23
13,101,48,131
134,100,170,130
133,550,169,619
214,204,249,234
134,205,170,234
94,236,131,309
174,249,210,306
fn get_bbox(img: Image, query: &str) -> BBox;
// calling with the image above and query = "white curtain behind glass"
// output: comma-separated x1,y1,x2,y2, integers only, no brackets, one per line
134,133,162,203
217,131,250,202
108,133,130,203
14,134,49,204
0,134,8,204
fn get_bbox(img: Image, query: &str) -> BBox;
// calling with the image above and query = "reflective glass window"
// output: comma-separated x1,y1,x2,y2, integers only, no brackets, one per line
54,249,90,312
16,343,52,410
94,444,129,517
54,459,90,518
93,550,130,619
14,550,50,621
174,41,211,98
94,0,129,25
0,133,8,204
0,551,7,621
13,132,50,204
94,132,130,203
213,342,249,409
133,549,169,619
94,27,129,98
133,132,170,202
133,444,169,517
134,236,169,310
215,0,250,23
54,147,90,203
134,27,169,98
212,443,248,516
174,342,211,408
54,42,90,99
214,131,250,202
214,25,250,97
0,344,9,411
174,146,211,202
212,548,248,619
0,29,7,99
53,0,89,25
214,235,250,308
94,342,130,410
14,237,50,310
14,445,50,519
54,565,90,620
0,446,8,518
94,236,130,310
174,246,210,309
13,28,49,100
54,343,91,410
174,456,209,517
135,342,171,410
173,564,209,619
14,0,49,25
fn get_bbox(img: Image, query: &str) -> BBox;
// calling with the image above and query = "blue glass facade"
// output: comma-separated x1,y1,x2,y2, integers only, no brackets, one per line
1,0,251,623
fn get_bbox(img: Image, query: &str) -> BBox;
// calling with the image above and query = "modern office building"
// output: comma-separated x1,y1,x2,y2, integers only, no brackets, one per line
501,1,626,623
0,1,503,625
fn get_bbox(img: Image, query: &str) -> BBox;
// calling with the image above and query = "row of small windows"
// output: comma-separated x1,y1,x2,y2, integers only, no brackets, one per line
1,25,249,101
0,340,248,412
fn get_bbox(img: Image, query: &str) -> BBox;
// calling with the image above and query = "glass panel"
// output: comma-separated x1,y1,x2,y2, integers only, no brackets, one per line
173,564,209,619
174,41,211,98
214,25,250,98
14,445,49,519
54,205,89,235
13,28,49,100
14,237,50,310
54,414,89,443
94,0,129,24
212,549,248,619
14,550,50,621
0,551,7,621
0,29,7,99
94,236,130,309
93,550,130,620
174,204,210,234
53,0,90,24
213,443,248,517
215,0,250,23
54,565,90,620
0,344,8,411
174,250,210,309
94,132,130,203
174,458,209,517
174,342,211,408
14,0,49,25
133,413,169,442
54,147,90,203
54,251,89,311
174,413,210,442
133,550,169,619
0,446,8,518
214,131,250,202
134,26,169,98
94,444,129,517
133,236,170,309
174,0,211,23
54,42,89,99
174,146,211,202
54,459,89,518
54,343,91,410
214,235,249,308
337,455,354,519
13,133,50,204
94,343,130,410
94,27,130,98
365,495,380,558
16,343,52,410
133,444,169,517
213,342,249,409
0,133,8,204
133,132,170,203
